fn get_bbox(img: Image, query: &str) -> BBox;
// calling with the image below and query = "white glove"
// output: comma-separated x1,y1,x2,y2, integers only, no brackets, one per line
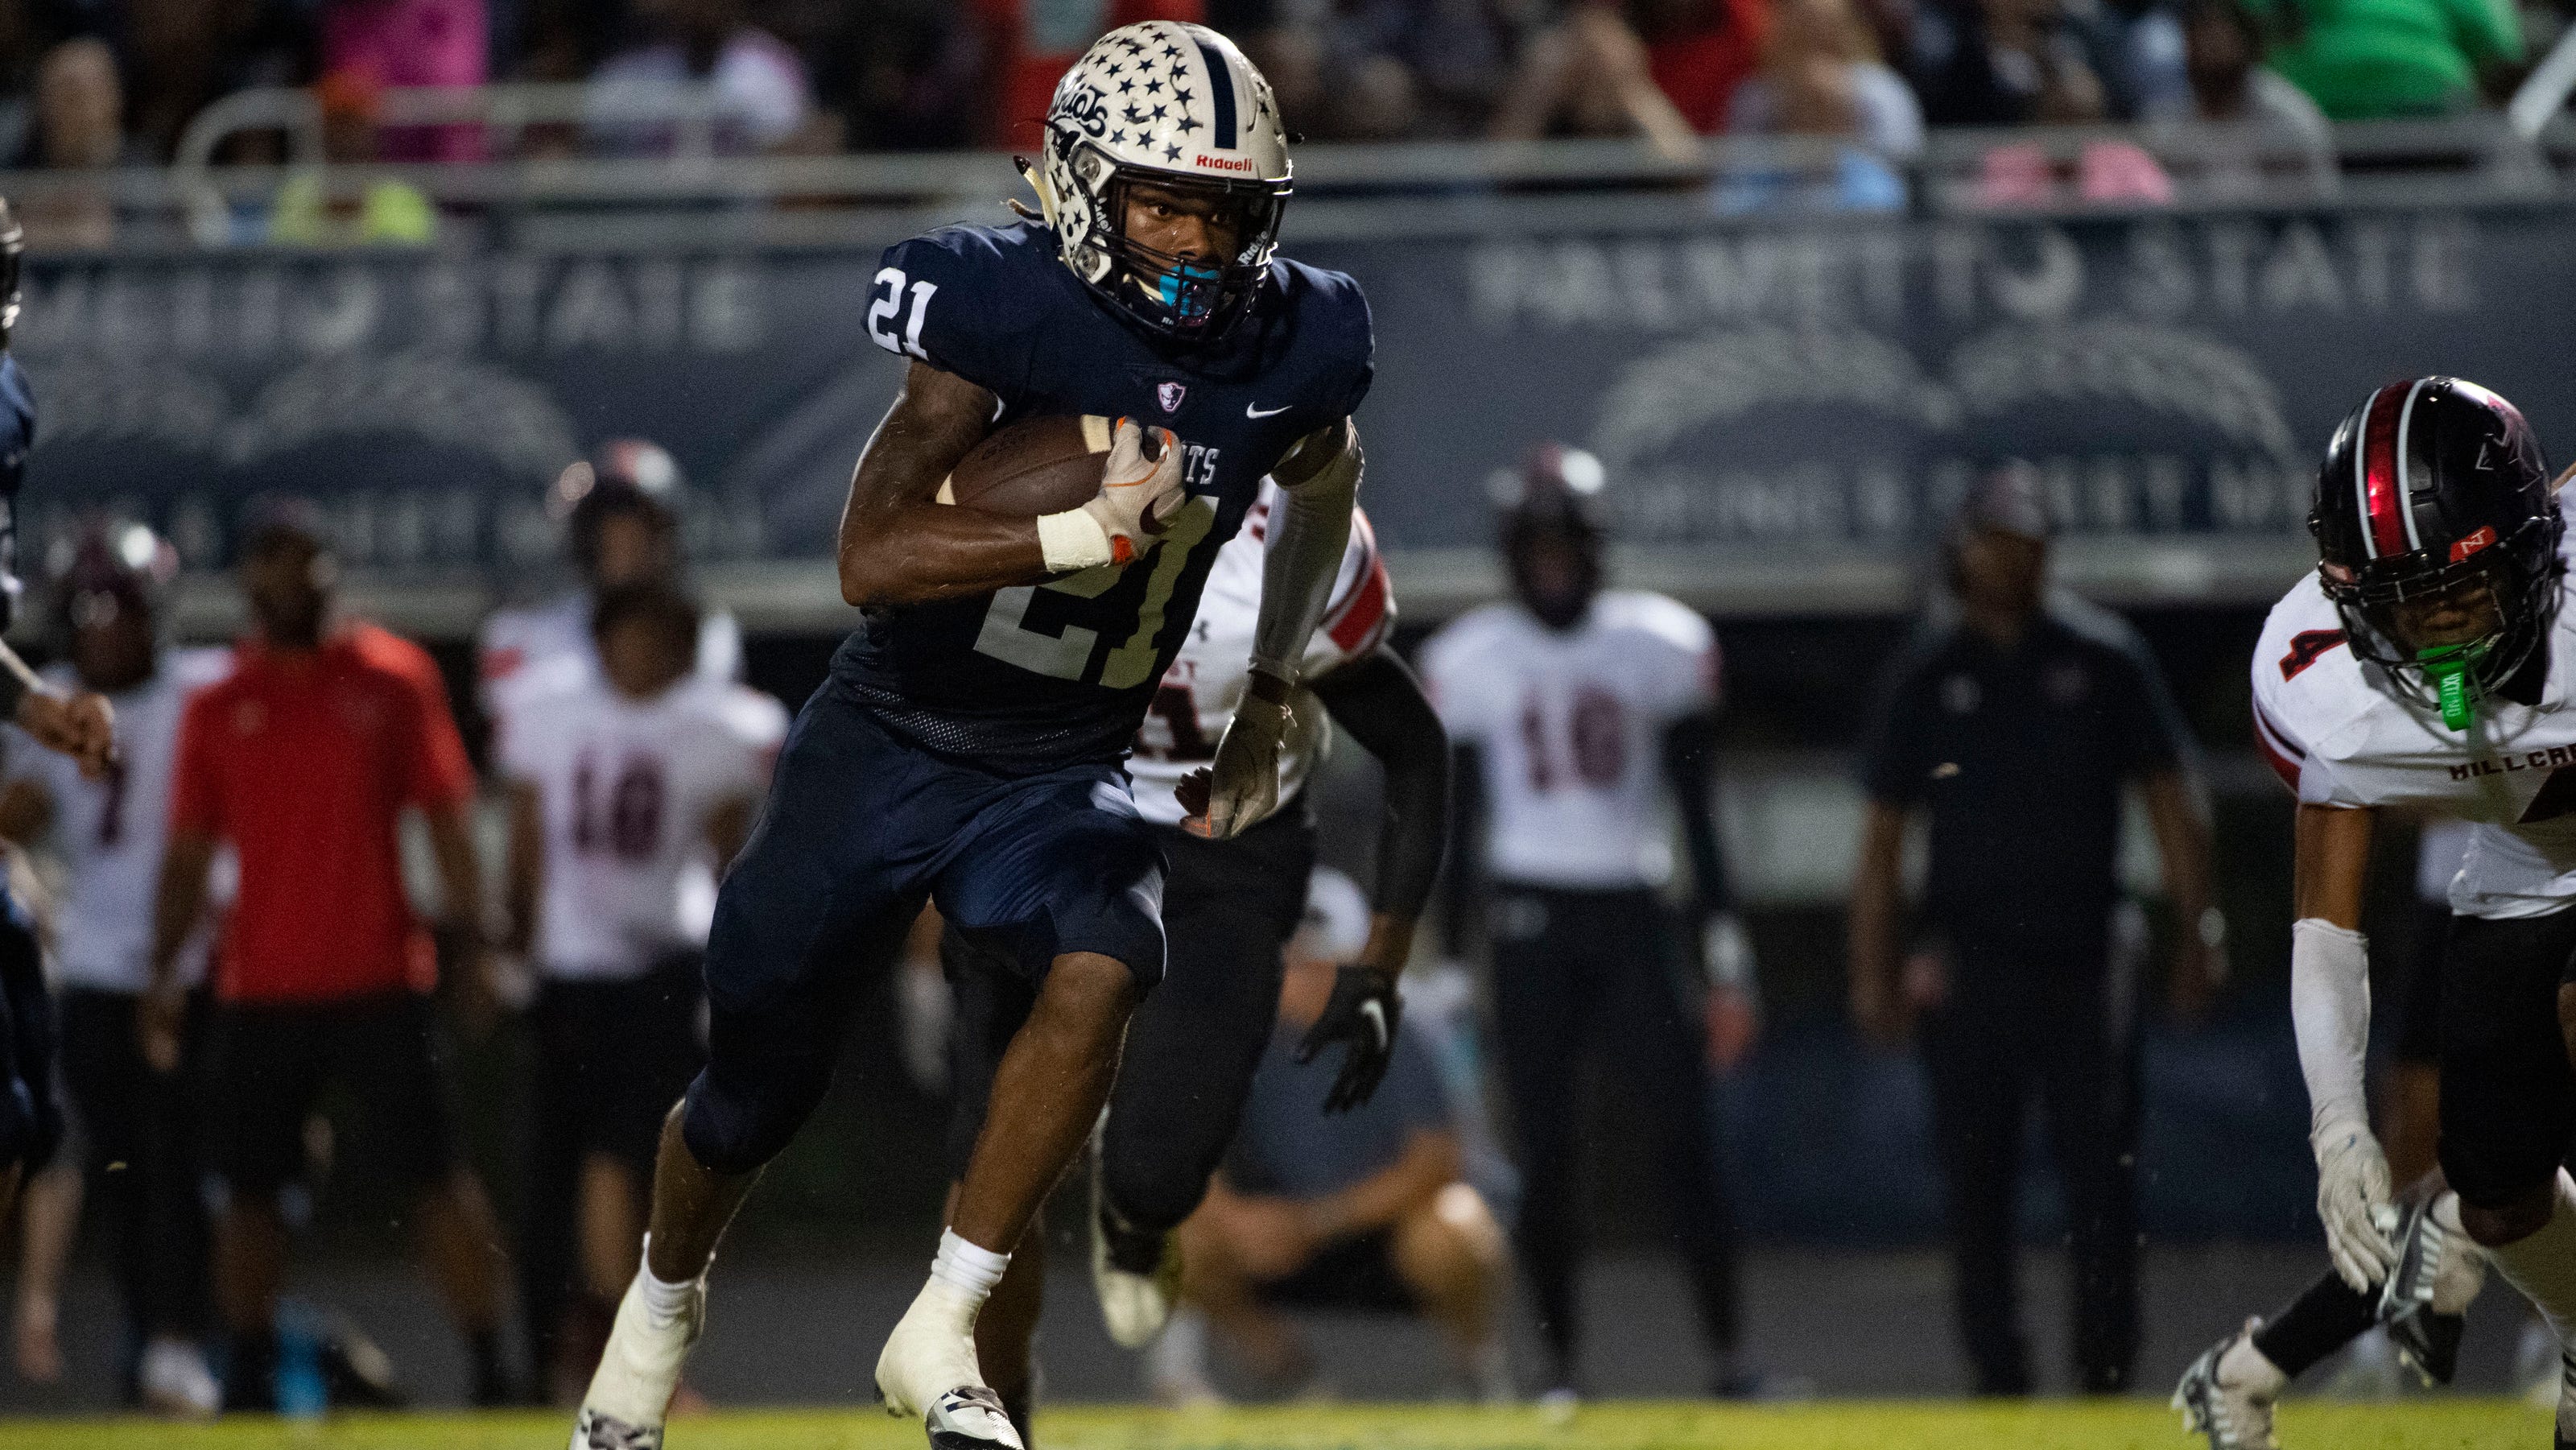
1036,419,1186,571
2314,1119,2398,1293
1183,684,1292,840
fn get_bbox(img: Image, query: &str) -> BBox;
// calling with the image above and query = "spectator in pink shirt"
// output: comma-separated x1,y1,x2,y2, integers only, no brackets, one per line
321,0,489,162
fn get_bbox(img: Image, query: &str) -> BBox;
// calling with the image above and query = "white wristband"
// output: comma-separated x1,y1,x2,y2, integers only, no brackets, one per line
1036,508,1112,572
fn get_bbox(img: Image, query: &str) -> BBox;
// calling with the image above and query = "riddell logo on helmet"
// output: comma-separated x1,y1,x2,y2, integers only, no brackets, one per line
1194,154,1257,173
2451,526,2499,563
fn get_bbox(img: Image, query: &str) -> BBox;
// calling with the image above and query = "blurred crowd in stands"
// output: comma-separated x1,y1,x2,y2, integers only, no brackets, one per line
0,0,2556,163
0,0,2551,239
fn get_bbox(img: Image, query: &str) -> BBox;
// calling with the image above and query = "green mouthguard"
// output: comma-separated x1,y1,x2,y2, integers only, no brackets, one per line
2417,646,2475,730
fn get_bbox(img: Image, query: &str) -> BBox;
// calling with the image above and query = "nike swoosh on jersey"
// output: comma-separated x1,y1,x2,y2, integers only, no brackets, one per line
1245,403,1293,419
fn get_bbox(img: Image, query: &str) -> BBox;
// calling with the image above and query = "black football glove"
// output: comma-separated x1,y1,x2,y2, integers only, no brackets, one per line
1295,965,1402,1114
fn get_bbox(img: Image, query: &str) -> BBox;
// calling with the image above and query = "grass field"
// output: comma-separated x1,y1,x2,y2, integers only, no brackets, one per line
0,1400,2552,1450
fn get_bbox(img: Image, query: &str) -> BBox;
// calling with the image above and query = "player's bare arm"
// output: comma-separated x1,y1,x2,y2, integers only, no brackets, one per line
424,802,498,1031
138,824,219,1073
502,780,543,958
1847,798,1910,1047
14,689,113,780
706,796,756,872
2142,768,2222,1016
0,778,49,845
836,361,1035,607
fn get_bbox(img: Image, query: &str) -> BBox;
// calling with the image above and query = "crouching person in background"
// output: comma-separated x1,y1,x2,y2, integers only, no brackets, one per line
1153,870,1510,1405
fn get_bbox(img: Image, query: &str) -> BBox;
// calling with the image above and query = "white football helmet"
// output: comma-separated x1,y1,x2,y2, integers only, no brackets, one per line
1024,22,1293,340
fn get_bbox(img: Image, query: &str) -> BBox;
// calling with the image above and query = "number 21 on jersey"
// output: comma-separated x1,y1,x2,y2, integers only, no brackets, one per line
976,447,1222,688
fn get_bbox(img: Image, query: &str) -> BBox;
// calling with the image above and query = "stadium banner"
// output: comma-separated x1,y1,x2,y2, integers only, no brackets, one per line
13,203,2560,583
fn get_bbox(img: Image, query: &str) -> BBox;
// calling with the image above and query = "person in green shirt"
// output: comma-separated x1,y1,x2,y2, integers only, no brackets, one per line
2248,0,2521,118
268,71,438,248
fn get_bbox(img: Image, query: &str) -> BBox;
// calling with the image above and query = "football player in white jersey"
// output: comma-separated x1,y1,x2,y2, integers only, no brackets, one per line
1419,444,1759,1402
938,485,1447,1440
0,524,225,1415
2175,378,2576,1450
477,440,744,732
497,581,785,1403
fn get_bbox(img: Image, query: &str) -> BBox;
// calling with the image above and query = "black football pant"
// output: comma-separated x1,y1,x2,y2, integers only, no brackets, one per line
1920,919,2140,1395
1488,882,1740,1386
58,987,210,1358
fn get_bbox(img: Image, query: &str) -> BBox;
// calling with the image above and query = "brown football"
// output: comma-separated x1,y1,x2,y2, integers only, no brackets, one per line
942,414,1117,516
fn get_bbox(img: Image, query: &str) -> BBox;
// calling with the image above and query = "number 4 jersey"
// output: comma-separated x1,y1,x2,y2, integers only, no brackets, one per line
2253,527,2576,919
1421,592,1717,889
497,671,789,980
840,220,1373,772
1127,483,1394,826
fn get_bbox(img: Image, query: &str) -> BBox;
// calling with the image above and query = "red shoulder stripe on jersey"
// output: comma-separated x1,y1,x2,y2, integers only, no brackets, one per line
2252,700,2305,794
1329,559,1392,653
1322,509,1388,652
2361,383,2411,560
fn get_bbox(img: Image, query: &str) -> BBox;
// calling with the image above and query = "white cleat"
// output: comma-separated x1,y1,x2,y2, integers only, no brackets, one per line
2173,1319,2282,1450
876,1280,1024,1450
137,1337,221,1419
1092,1156,1182,1349
572,1269,705,1450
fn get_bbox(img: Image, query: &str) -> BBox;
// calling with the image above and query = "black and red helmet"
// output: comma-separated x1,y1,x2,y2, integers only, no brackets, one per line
2310,376,2562,712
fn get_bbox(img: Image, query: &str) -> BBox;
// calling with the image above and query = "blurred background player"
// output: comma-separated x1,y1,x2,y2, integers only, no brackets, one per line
0,194,128,1233
0,523,226,1415
141,514,513,1409
479,439,744,729
939,482,1446,1443
499,581,784,1402
1147,867,1510,1406
1847,465,2219,1396
1419,444,1761,1402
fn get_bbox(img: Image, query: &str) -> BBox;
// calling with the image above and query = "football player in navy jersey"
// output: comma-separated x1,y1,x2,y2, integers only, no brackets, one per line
0,198,121,1224
572,23,1373,1450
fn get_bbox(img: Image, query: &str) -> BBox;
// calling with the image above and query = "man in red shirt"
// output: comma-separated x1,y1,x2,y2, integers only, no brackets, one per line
142,516,512,1410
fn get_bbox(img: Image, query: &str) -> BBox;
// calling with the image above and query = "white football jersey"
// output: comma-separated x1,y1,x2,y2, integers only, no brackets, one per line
1127,486,1394,827
478,589,744,733
1422,591,1717,889
499,671,787,979
2253,525,2576,919
5,648,233,992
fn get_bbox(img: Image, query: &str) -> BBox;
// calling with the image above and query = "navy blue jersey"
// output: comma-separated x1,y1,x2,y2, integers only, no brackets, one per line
0,353,30,632
836,221,1373,771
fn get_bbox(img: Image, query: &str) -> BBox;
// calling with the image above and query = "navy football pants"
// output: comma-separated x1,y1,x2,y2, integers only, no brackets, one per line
681,683,1166,1176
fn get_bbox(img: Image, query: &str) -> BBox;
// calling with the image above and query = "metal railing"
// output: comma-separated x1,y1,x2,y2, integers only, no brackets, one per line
0,102,2570,255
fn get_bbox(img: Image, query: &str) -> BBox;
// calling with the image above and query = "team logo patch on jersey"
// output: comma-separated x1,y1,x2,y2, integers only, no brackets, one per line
2279,629,2348,680
1158,381,1187,414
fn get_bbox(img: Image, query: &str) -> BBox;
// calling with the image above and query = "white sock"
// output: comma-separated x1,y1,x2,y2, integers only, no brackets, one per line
638,1234,705,1328
2218,1324,2287,1398
931,1229,1012,1308
2479,1170,2576,1428
2429,1192,2488,1316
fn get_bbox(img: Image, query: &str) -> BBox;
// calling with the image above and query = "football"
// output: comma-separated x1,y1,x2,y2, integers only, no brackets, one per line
941,414,1118,516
